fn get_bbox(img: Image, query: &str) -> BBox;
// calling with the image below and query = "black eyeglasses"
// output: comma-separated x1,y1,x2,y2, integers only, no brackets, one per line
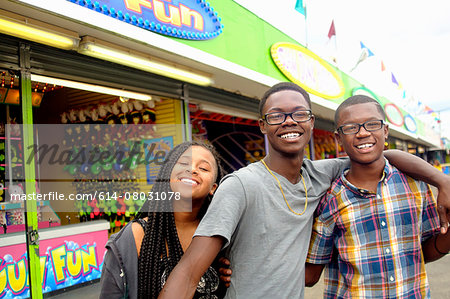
337,120,384,135
263,110,312,125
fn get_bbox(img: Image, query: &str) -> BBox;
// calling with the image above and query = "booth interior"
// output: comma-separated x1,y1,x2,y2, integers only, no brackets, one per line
0,70,265,236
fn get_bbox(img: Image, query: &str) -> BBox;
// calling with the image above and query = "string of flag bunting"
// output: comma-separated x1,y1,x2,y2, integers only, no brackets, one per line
292,2,438,122
328,22,437,119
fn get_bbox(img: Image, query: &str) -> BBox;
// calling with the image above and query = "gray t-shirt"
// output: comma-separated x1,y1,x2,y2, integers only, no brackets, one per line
194,159,347,299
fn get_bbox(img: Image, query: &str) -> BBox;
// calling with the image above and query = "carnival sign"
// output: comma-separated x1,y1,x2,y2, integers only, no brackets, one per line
271,42,345,99
67,0,223,40
384,103,404,127
404,114,417,133
352,87,379,102
0,228,107,298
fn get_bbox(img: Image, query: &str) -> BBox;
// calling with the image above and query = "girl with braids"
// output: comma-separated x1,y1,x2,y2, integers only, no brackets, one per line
100,141,228,299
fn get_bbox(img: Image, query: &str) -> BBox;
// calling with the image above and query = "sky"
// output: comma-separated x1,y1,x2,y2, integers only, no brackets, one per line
305,0,450,139
235,0,450,140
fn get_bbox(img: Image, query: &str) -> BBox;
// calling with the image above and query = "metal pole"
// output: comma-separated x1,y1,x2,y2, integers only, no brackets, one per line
5,106,13,188
19,43,42,299
181,84,192,142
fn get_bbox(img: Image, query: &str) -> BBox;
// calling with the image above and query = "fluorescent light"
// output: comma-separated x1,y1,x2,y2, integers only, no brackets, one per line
0,10,78,50
30,74,152,101
78,37,213,86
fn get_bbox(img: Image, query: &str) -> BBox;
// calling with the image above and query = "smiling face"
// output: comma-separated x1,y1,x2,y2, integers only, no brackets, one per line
335,102,388,167
169,145,218,202
259,90,315,157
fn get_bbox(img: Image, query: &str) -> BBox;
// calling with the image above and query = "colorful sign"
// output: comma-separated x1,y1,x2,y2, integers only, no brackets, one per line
270,42,345,99
68,0,223,40
404,114,417,133
1,89,44,107
352,87,379,102
384,103,404,127
0,229,107,298
3,89,19,105
144,136,174,184
0,88,6,102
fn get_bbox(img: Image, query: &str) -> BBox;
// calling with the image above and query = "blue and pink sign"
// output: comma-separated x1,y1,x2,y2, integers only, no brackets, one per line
67,0,223,40
0,229,108,298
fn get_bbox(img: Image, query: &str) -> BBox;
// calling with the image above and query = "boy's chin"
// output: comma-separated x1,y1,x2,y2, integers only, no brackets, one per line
349,154,384,166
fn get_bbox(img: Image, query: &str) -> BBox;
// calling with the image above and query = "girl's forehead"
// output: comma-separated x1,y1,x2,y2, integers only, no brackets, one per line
192,146,216,162
179,146,216,164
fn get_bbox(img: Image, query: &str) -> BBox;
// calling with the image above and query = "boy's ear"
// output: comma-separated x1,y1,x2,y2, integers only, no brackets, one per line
334,130,342,145
259,118,267,134
384,123,389,138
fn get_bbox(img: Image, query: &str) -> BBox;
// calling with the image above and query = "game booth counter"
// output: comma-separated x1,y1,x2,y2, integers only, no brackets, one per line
0,220,109,298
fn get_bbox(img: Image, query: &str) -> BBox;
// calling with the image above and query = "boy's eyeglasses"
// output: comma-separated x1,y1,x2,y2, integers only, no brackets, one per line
337,120,384,135
263,110,312,125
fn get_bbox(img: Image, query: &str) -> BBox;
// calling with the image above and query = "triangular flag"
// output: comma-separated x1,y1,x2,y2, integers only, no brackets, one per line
295,0,306,17
381,61,386,72
350,49,369,72
360,41,374,57
328,20,336,39
391,72,399,86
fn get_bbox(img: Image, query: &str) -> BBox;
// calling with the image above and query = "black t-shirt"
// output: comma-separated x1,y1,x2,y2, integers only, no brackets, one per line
135,218,227,299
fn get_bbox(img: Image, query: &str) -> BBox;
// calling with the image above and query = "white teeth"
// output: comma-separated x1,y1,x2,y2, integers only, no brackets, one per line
281,133,300,139
356,143,374,149
181,178,197,185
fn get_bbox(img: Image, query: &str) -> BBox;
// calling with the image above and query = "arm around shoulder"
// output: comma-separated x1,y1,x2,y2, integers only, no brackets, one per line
384,150,449,186
158,236,225,299
385,149,450,233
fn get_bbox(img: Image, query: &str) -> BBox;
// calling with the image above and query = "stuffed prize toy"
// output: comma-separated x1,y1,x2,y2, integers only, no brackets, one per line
0,182,4,202
8,184,24,203
97,103,110,123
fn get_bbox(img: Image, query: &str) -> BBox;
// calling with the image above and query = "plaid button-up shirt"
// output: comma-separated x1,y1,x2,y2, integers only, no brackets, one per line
307,160,440,298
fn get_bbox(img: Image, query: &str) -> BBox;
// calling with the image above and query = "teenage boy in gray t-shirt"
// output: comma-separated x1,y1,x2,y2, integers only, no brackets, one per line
158,83,450,299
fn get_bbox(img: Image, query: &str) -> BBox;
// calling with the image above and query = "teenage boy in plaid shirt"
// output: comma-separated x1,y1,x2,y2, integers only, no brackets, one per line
306,95,450,298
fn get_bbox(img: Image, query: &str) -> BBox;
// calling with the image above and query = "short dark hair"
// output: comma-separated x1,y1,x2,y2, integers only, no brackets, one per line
259,82,311,117
334,95,386,127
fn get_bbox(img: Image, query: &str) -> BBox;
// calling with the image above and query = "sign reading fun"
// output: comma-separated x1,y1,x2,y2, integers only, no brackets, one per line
0,229,107,299
68,0,223,40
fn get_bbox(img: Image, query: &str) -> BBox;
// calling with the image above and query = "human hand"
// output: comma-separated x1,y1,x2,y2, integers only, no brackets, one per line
436,176,450,234
218,257,231,288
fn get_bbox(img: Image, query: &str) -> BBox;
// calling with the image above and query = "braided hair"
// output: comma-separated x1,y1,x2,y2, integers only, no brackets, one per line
136,141,223,299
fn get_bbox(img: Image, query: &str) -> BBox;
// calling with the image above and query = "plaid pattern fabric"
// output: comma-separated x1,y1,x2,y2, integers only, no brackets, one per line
307,160,440,299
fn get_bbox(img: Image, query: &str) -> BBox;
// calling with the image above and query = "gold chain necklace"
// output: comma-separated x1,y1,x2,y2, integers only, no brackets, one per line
261,159,308,216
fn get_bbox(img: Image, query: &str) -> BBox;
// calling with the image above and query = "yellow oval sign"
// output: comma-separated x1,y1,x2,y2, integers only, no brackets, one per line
271,42,345,99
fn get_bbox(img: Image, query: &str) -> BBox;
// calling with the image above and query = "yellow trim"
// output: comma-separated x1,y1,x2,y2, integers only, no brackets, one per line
0,10,78,50
271,42,345,99
78,37,213,86
30,75,152,101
